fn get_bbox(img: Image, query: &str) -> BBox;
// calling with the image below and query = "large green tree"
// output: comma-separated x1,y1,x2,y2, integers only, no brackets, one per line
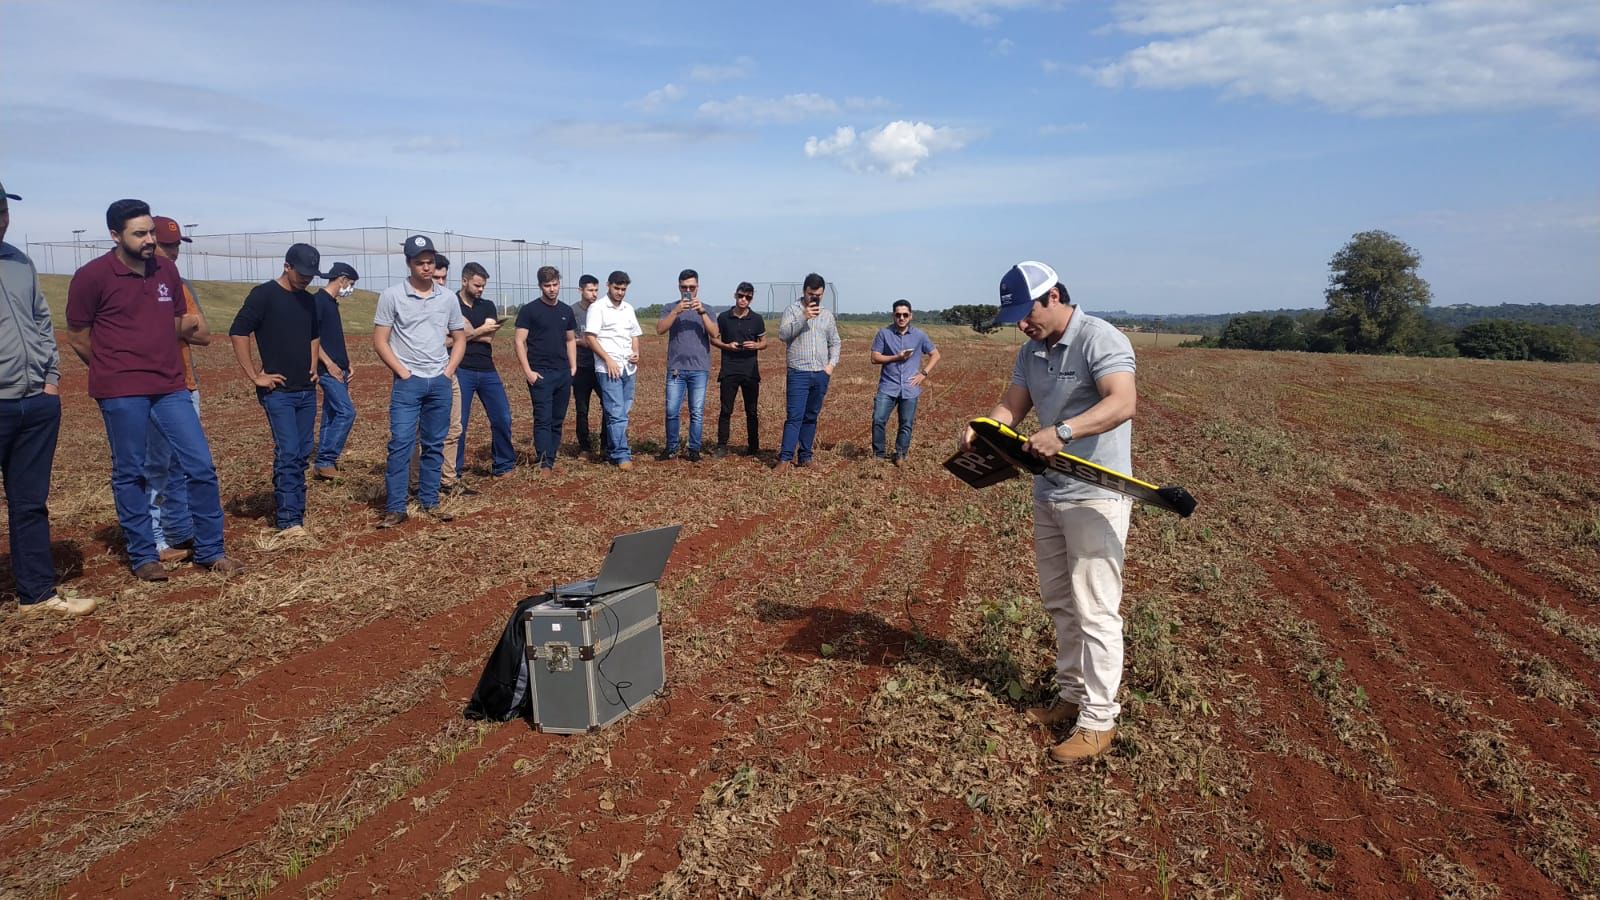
1322,230,1433,354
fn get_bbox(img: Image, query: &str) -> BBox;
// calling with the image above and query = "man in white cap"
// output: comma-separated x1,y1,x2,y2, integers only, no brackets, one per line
960,260,1137,763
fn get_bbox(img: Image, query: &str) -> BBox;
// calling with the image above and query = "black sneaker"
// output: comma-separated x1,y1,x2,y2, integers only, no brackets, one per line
685,450,702,462
713,446,729,459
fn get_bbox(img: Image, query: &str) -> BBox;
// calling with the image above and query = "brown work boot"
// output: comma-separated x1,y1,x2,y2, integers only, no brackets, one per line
377,511,408,529
158,546,192,563
200,556,246,576
1048,726,1116,764
1026,699,1080,728
313,466,339,481
420,506,455,523
133,561,169,582
772,460,792,473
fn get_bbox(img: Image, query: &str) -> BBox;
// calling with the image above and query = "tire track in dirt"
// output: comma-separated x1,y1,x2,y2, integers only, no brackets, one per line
0,475,709,885
272,505,863,896
1252,547,1581,895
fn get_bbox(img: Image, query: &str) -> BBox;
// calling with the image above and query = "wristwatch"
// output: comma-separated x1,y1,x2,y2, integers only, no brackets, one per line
1054,422,1073,444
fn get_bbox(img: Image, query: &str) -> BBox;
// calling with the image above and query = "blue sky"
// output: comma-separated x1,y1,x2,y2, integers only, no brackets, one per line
3,0,1596,314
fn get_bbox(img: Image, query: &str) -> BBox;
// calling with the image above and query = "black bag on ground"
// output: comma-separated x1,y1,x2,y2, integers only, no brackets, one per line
463,592,550,721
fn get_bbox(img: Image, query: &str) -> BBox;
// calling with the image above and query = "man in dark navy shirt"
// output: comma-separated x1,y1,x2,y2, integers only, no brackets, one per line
230,243,323,537
313,262,359,479
454,262,515,478
514,266,577,474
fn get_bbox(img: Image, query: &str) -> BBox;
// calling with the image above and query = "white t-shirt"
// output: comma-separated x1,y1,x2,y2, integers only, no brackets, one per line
584,299,642,375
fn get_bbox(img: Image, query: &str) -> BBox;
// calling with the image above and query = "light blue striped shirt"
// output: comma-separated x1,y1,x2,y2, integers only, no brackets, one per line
777,301,841,371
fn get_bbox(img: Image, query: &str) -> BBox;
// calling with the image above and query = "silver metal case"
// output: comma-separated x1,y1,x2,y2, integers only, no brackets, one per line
522,583,665,734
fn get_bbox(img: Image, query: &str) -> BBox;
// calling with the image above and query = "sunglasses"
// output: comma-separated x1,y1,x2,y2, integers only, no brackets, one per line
893,312,911,318
735,292,753,299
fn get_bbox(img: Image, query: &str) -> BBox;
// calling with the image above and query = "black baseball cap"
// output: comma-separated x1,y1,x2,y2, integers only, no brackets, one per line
325,261,359,282
285,243,323,278
402,234,435,259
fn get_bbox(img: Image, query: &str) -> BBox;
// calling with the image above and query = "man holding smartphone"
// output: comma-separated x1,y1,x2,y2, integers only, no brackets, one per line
655,268,718,462
584,271,642,470
712,281,766,457
775,273,840,470
870,299,939,464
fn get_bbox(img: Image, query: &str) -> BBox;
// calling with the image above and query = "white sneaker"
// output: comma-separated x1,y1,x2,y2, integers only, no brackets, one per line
20,593,99,617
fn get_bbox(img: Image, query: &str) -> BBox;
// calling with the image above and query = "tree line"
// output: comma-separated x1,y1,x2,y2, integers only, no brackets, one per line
1188,231,1599,363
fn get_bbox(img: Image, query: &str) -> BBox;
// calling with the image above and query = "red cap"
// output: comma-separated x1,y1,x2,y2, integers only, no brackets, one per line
153,216,192,244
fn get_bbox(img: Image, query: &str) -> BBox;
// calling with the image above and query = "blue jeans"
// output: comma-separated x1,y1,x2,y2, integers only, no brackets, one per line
457,368,515,475
1,392,61,604
780,369,830,463
594,369,636,463
259,388,316,529
872,392,920,459
664,369,709,454
99,391,226,568
527,368,572,468
315,376,357,469
385,374,453,513
145,389,200,549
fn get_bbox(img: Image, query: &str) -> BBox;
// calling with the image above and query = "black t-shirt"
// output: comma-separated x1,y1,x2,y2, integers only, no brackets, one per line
570,301,597,367
458,292,500,372
516,299,577,372
717,309,766,379
315,289,348,374
230,280,320,391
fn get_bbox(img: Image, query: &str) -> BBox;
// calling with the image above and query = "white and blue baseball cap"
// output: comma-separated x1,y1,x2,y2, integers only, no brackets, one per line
993,260,1065,325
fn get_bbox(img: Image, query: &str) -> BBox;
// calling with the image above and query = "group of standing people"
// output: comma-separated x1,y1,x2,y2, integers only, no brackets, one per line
4,191,1139,767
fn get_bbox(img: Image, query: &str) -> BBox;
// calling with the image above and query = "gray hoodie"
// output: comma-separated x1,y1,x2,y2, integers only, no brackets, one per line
0,241,62,398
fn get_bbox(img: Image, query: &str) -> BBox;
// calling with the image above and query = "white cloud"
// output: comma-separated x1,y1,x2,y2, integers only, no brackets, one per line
875,0,1064,27
990,37,1015,55
633,83,686,111
688,56,756,82
698,93,840,123
804,120,974,177
1093,0,1600,116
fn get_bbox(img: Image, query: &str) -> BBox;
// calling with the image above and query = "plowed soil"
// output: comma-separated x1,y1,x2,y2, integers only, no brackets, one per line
3,327,1597,899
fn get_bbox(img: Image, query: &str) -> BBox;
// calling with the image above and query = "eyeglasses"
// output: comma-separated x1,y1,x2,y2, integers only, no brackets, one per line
735,292,753,299
678,285,698,293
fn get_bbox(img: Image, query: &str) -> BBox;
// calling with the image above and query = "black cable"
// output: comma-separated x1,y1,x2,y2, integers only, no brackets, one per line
594,600,634,712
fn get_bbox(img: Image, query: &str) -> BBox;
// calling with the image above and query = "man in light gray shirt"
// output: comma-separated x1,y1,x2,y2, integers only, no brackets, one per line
775,272,841,469
0,181,99,615
961,260,1137,765
373,235,466,528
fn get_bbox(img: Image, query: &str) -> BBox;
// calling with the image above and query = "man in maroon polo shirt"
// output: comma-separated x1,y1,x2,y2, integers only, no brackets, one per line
65,199,243,581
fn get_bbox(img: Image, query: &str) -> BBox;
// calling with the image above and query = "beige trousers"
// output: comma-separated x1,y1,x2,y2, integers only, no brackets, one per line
412,375,463,485
1033,495,1133,730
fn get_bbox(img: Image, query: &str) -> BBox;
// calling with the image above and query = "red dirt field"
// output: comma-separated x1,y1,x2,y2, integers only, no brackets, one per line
3,327,1598,898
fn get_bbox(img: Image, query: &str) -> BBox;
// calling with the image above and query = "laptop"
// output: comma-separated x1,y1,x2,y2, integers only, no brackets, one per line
553,525,682,600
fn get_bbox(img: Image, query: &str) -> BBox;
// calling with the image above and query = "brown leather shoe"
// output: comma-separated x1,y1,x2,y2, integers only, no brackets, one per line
313,466,339,481
133,561,169,582
617,461,635,472
1026,699,1081,728
420,506,455,523
158,546,192,563
1048,726,1116,763
200,556,246,576
773,460,793,472
378,512,408,529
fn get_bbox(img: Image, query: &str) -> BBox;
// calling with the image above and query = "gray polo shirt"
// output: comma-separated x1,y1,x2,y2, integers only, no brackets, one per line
0,241,61,399
374,279,465,378
1010,305,1136,503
